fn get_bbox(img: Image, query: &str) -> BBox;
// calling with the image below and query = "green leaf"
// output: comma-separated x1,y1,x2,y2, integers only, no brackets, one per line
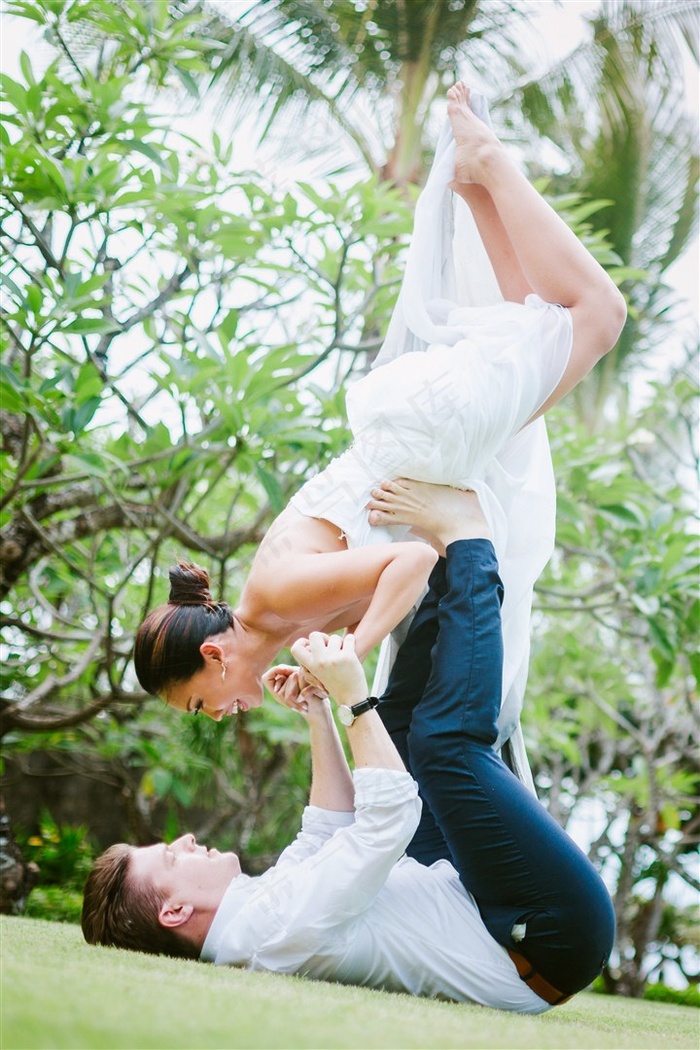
140,770,155,798
141,421,175,455
63,396,101,435
171,779,193,806
24,284,42,314
631,594,660,617
62,272,83,300
170,447,196,472
5,2,46,24
218,309,239,346
127,140,167,168
688,650,700,685
1,272,24,302
18,50,35,87
110,187,160,208
37,154,68,196
152,769,173,797
652,653,674,689
659,803,681,832
254,463,285,513
189,327,222,361
65,451,109,476
75,365,104,404
599,502,646,527
0,378,26,413
62,317,117,334
648,618,675,660
0,74,29,116
174,66,200,99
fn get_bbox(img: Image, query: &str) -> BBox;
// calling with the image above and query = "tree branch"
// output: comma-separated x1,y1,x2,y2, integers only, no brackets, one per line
0,688,145,737
5,192,65,276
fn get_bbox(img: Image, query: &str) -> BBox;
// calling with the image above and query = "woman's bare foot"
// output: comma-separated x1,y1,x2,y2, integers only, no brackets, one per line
367,478,492,556
447,81,504,188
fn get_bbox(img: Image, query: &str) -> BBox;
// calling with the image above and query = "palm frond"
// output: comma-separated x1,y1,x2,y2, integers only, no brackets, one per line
198,1,381,166
187,0,535,178
505,0,698,413
511,1,697,265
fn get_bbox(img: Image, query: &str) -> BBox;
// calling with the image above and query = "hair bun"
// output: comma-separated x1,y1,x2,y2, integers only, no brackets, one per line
168,562,213,606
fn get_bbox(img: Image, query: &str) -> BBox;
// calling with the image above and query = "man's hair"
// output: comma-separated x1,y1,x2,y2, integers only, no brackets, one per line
81,844,199,959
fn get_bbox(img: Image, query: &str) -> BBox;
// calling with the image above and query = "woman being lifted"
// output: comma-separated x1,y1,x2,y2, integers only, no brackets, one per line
134,83,626,722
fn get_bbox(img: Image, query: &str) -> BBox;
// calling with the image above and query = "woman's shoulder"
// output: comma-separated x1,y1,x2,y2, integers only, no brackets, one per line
251,507,348,583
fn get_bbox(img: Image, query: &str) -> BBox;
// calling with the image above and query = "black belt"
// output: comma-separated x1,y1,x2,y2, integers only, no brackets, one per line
507,949,573,1006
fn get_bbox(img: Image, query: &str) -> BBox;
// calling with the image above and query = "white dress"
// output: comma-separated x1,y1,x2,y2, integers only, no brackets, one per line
290,95,572,771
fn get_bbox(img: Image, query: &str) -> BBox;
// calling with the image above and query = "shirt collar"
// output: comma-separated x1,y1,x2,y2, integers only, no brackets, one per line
200,873,254,962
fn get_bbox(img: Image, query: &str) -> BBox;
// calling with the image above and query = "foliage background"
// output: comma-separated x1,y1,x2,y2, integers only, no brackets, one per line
1,0,698,999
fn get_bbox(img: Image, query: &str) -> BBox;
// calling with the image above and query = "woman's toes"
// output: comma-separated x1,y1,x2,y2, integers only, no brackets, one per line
448,81,470,105
378,478,405,494
368,509,390,526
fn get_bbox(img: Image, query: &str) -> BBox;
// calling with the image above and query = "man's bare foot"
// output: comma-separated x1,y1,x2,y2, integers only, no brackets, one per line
447,81,503,189
367,478,492,556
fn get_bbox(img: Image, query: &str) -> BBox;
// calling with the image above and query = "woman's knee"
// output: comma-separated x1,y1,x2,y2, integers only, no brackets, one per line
570,285,627,367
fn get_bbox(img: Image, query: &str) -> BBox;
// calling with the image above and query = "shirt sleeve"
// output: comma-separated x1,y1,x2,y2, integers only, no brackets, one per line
273,806,356,870
213,768,421,971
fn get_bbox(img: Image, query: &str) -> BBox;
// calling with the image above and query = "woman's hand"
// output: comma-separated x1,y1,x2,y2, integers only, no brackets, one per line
262,664,328,717
291,633,368,706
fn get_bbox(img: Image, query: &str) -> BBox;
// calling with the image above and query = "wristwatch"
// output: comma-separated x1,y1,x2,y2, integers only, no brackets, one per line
337,696,379,726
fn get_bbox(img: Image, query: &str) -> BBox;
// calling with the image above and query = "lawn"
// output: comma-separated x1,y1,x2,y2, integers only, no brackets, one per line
2,917,698,1050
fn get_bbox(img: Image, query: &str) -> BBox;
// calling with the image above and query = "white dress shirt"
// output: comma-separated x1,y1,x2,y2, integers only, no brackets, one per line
201,768,548,1014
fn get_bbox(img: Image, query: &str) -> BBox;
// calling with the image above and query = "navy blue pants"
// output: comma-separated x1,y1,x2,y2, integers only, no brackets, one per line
378,539,615,996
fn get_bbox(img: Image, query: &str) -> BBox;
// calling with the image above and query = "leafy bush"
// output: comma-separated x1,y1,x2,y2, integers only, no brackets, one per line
642,983,700,1008
24,885,83,924
591,975,699,1006
20,811,95,891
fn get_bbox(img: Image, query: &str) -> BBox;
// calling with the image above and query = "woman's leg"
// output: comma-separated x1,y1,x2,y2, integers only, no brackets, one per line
447,82,627,417
404,503,614,995
452,182,535,304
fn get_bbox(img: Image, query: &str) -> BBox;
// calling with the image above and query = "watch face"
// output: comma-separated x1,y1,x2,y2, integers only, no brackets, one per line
337,705,354,726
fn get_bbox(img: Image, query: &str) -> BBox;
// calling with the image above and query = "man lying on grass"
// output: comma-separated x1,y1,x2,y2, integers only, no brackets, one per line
82,488,614,1013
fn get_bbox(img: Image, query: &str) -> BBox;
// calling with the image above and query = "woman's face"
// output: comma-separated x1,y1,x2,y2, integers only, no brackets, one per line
166,636,264,720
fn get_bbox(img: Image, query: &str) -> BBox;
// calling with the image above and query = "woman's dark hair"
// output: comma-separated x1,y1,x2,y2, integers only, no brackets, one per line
134,562,234,696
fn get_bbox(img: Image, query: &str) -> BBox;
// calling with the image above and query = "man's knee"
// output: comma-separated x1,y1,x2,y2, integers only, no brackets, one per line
408,700,499,766
408,728,497,791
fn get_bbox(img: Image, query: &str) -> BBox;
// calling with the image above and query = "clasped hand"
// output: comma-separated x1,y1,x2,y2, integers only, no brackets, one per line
261,662,326,717
263,633,369,716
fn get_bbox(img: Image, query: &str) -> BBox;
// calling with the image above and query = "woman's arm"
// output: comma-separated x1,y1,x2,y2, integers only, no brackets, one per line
347,543,437,660
257,541,438,660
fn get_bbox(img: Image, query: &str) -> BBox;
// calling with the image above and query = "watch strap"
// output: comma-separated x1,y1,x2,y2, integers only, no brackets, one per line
348,695,379,718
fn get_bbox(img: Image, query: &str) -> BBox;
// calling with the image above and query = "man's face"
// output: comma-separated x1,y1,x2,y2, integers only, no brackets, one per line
129,833,241,914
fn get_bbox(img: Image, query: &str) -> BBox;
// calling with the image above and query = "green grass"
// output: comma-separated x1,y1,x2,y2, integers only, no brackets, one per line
2,918,698,1050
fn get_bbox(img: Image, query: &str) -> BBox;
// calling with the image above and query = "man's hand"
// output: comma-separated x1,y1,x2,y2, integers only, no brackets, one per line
262,664,327,717
291,633,369,706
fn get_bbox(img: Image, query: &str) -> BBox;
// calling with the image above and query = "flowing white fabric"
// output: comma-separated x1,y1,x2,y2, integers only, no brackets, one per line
290,94,572,783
